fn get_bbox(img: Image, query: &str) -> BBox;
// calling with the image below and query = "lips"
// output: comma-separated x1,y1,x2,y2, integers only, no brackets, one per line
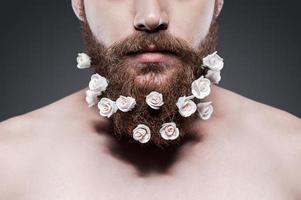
126,47,177,63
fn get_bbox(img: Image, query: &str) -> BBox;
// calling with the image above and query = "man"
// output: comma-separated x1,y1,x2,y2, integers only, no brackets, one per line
0,0,300,199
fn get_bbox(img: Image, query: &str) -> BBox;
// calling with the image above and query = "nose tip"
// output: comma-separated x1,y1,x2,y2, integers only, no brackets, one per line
134,12,169,32
145,14,161,30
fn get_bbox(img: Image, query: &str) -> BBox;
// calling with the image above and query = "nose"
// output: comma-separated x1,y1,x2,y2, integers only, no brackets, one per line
134,0,169,32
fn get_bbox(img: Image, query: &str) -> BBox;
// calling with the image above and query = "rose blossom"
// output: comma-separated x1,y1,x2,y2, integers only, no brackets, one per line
202,51,224,71
191,76,211,99
116,95,136,112
146,91,164,110
76,53,91,69
88,73,108,94
132,124,151,143
205,70,221,84
197,101,214,120
176,96,197,117
160,122,180,140
97,98,118,118
85,89,100,107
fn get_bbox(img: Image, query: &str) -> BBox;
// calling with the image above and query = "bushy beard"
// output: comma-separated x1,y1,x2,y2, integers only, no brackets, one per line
81,19,218,148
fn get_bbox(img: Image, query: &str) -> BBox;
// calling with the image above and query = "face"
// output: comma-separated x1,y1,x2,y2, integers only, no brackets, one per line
72,0,223,148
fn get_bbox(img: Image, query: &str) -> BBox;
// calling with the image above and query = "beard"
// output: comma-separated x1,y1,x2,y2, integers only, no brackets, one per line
80,19,218,148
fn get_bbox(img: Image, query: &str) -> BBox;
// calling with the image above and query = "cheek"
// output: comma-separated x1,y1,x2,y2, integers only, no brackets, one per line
168,0,215,49
84,0,134,47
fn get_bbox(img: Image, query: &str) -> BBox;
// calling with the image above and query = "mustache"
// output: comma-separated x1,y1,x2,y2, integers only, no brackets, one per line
105,31,201,64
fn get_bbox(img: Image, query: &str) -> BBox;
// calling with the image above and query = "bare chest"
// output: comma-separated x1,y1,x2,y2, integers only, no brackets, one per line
18,167,294,200
16,149,296,200
5,127,299,200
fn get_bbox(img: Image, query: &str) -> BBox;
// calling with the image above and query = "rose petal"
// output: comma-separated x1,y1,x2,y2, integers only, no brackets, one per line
77,53,91,69
160,122,179,140
133,124,151,143
176,96,197,117
191,76,211,99
197,101,214,120
98,98,118,118
146,91,164,110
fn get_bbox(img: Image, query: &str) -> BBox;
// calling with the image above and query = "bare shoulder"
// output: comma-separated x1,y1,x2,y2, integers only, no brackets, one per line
216,85,301,151
0,87,87,128
0,114,39,197
238,88,301,156
223,86,301,144
215,85,301,131
244,94,301,190
235,89,301,133
0,88,88,143
0,89,87,194
218,86,301,186
0,102,52,168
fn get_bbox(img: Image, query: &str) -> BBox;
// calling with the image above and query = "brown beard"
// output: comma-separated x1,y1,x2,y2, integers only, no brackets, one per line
80,18,218,148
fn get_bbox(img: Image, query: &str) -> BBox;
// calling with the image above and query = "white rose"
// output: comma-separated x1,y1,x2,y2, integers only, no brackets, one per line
202,51,224,71
132,124,151,144
85,89,100,107
97,98,118,118
197,101,214,120
146,91,164,110
205,70,221,84
89,73,108,94
77,53,91,69
176,96,197,117
160,122,180,140
191,76,211,99
116,95,136,112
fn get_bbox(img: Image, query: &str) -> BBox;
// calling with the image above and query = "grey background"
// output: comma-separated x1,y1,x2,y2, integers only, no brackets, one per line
0,0,300,122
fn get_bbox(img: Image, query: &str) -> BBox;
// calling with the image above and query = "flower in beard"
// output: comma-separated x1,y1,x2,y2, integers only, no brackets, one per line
85,89,100,107
202,51,224,71
98,98,118,118
76,53,91,69
116,95,136,112
197,101,214,120
146,91,164,110
205,70,221,84
89,73,108,95
191,76,211,99
160,122,180,140
133,124,151,143
176,96,197,117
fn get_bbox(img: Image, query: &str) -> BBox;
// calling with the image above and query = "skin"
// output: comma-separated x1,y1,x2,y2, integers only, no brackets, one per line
0,0,301,199
77,0,220,48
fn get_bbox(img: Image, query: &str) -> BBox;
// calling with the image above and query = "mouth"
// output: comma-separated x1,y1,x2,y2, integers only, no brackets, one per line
125,45,178,63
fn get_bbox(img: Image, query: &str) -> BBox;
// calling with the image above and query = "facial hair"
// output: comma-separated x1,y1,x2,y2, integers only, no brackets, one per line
80,19,218,148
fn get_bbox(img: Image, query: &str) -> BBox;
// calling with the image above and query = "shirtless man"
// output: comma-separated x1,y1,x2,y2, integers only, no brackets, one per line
0,0,301,199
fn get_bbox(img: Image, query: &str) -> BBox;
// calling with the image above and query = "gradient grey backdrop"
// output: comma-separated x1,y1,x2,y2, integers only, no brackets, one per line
0,0,300,122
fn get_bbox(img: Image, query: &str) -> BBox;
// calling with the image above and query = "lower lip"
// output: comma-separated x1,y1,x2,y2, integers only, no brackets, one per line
129,52,174,63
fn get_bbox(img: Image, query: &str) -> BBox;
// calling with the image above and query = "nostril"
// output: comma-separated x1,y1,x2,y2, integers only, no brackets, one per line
149,23,168,33
157,23,168,30
135,23,147,30
137,24,145,29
